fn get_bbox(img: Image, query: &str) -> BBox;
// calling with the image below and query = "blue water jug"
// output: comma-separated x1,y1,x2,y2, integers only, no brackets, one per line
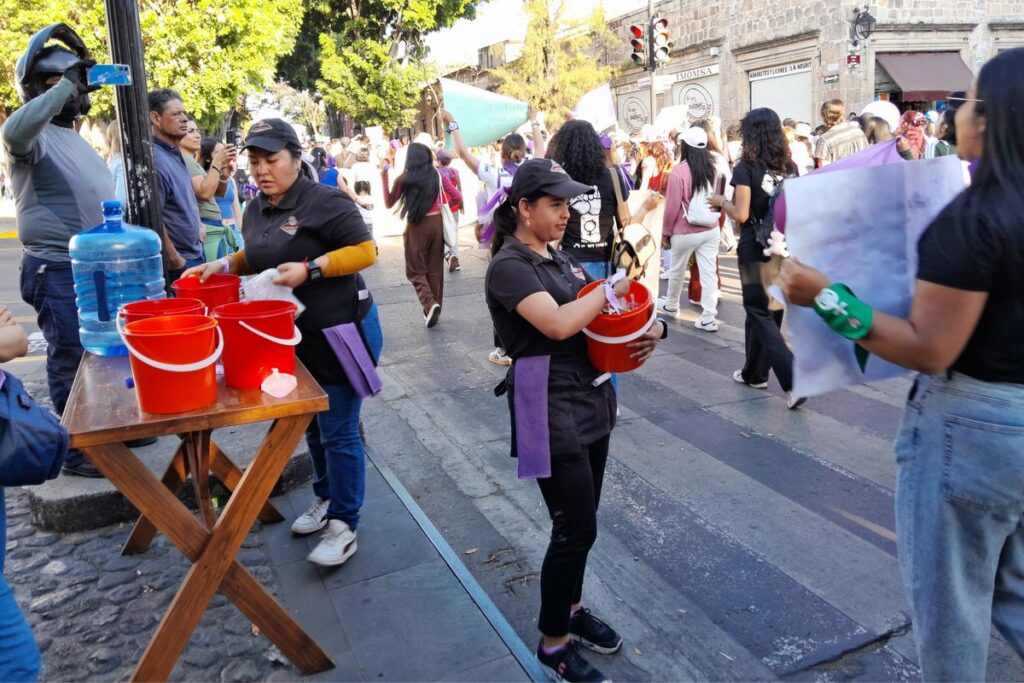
69,201,165,356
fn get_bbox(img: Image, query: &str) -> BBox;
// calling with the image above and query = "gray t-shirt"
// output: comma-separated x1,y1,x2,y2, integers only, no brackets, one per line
1,79,114,262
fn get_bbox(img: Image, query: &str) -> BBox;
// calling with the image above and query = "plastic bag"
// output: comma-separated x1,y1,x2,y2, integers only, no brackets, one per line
261,368,297,398
242,269,306,317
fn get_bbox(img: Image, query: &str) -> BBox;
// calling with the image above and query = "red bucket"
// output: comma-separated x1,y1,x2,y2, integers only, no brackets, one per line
171,274,241,311
119,298,206,326
122,315,222,414
577,280,656,373
213,300,301,389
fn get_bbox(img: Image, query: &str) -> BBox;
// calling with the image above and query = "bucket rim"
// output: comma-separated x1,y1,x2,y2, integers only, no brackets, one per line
172,273,241,290
212,300,298,319
124,314,218,336
121,297,205,312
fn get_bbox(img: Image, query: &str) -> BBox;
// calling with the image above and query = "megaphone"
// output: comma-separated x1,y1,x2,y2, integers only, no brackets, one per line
440,78,529,149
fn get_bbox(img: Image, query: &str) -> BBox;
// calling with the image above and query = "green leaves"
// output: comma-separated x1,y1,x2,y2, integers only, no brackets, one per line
0,0,305,128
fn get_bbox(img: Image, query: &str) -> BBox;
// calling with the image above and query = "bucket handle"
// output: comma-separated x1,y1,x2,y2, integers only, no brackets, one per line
238,321,303,347
582,304,657,345
120,326,224,373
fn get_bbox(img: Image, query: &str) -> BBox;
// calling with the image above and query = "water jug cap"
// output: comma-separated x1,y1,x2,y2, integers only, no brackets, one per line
102,200,123,216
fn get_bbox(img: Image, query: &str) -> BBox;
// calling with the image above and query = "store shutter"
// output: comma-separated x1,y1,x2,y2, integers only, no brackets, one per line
616,89,652,135
671,75,721,123
749,71,813,124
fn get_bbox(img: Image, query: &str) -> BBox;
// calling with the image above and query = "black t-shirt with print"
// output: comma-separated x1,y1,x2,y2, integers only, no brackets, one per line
916,192,1024,383
731,160,786,234
242,175,373,385
560,167,630,263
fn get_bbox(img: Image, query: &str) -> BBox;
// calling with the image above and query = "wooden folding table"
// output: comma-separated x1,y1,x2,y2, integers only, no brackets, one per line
62,354,333,681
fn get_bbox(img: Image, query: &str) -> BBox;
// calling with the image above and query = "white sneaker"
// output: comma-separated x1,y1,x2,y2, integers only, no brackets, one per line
787,392,807,410
695,316,719,332
488,347,512,366
659,271,670,280
733,369,768,390
291,497,329,535
424,303,441,328
307,519,358,567
657,297,678,314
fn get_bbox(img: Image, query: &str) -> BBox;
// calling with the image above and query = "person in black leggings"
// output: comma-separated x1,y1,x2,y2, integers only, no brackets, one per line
485,159,667,682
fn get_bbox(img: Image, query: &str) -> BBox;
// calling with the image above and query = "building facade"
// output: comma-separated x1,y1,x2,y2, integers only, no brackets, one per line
607,0,1024,134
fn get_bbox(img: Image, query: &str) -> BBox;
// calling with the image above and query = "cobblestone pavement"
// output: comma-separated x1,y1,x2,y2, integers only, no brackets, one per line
4,487,295,682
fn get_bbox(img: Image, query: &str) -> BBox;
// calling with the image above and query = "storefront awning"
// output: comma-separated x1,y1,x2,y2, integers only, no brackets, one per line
876,52,974,101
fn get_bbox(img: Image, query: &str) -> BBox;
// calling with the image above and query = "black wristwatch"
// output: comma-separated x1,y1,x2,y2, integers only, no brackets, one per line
656,318,669,340
306,260,322,282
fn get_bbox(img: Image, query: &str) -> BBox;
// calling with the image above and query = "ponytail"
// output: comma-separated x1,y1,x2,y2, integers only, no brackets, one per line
489,201,518,257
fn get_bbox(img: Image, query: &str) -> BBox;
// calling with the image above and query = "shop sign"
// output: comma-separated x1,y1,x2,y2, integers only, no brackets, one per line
824,74,840,84
675,82,715,123
847,54,862,67
748,61,812,82
670,64,720,83
617,92,651,135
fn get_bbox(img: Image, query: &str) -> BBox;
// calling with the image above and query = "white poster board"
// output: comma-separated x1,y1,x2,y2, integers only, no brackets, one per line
782,156,967,397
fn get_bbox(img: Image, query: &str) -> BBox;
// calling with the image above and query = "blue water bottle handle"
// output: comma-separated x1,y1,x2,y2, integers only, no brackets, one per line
94,270,110,322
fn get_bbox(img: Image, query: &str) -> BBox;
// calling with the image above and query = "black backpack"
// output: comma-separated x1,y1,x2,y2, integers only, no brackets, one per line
749,168,792,250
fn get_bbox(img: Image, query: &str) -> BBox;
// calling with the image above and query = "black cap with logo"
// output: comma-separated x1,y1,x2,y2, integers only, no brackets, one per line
242,118,301,153
508,158,592,204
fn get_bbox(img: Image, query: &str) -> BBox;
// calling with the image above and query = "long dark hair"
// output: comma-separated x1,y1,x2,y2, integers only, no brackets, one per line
678,129,716,195
311,147,328,174
396,142,439,225
549,119,606,185
960,48,1024,233
740,108,795,175
199,136,220,171
489,188,548,257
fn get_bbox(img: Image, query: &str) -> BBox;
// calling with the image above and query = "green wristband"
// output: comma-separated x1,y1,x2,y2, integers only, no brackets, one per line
813,283,874,341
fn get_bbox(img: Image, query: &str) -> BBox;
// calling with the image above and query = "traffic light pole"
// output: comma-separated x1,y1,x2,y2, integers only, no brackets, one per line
647,0,657,123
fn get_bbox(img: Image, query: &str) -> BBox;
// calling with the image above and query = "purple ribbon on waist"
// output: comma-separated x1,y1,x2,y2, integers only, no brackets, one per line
323,323,382,399
514,356,551,479
477,188,508,243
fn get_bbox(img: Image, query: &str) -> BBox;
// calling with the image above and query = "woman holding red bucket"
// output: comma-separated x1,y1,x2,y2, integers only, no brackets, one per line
184,118,382,568
485,159,666,682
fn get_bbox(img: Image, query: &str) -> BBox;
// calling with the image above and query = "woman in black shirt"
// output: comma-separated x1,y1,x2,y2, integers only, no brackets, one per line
184,119,382,569
781,48,1024,681
709,108,803,408
486,159,665,682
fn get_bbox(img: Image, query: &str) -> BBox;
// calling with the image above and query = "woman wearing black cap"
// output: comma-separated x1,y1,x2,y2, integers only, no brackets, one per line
486,158,666,682
184,118,382,568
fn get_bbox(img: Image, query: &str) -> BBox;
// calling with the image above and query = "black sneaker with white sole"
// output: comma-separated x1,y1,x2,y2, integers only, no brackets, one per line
569,608,623,654
536,640,610,682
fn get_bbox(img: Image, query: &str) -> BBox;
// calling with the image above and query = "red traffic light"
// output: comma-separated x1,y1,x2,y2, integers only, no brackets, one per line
629,24,644,38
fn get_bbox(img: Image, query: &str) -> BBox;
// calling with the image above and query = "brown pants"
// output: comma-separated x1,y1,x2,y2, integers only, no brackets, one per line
404,212,444,315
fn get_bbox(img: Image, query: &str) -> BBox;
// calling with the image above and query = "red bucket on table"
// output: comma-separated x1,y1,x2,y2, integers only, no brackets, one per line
119,297,206,326
121,314,222,414
171,274,241,311
576,279,656,373
213,300,301,389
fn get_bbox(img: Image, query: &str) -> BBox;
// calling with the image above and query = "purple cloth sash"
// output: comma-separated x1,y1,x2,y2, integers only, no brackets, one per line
477,161,521,243
514,356,551,479
323,323,382,399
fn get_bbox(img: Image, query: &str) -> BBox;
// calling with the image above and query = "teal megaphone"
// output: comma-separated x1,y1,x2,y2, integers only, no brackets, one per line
441,78,529,149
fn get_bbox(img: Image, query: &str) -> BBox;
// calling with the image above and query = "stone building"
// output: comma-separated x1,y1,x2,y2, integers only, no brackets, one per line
607,0,1024,134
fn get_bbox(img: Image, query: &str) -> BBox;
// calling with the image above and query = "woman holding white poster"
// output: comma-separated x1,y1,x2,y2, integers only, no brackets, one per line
780,48,1024,682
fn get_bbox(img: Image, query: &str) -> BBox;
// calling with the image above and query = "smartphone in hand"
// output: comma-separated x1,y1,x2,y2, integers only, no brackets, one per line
87,64,132,87
226,129,241,148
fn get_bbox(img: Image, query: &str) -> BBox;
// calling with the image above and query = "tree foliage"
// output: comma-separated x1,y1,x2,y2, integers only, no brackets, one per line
0,0,305,128
277,0,479,130
488,0,619,123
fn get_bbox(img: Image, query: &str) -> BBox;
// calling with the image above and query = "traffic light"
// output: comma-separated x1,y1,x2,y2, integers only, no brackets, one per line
651,16,671,63
629,24,647,68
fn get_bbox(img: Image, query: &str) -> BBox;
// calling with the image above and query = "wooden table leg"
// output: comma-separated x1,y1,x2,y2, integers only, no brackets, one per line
210,441,284,524
84,416,333,682
185,430,216,529
122,439,187,555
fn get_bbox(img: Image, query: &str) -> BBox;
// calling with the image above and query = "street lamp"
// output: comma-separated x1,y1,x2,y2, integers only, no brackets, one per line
850,6,876,44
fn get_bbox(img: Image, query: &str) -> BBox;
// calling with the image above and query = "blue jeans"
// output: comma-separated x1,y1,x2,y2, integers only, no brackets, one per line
0,490,41,682
19,255,81,416
894,372,1024,681
305,304,383,531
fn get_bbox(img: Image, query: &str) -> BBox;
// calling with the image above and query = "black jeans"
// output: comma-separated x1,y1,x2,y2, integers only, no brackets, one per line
536,435,610,637
737,237,793,392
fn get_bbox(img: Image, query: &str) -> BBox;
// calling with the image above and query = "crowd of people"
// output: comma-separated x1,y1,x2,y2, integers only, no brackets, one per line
1,17,1022,683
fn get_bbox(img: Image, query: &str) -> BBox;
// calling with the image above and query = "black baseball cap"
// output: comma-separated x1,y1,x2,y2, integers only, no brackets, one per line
508,158,591,203
242,118,301,153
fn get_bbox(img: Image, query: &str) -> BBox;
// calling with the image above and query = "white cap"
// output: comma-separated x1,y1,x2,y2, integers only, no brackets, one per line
680,126,708,149
859,100,901,134
794,122,813,139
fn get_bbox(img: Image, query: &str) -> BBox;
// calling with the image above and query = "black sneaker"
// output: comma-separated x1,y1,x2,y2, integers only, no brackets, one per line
449,255,461,273
569,608,623,654
61,455,104,478
125,436,158,448
536,640,610,682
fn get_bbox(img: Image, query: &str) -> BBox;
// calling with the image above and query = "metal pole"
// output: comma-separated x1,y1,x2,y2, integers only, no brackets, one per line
104,0,164,248
648,0,656,126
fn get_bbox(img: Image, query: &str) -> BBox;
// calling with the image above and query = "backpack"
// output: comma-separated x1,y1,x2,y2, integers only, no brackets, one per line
608,167,658,280
0,371,68,486
748,168,791,250
686,180,719,228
